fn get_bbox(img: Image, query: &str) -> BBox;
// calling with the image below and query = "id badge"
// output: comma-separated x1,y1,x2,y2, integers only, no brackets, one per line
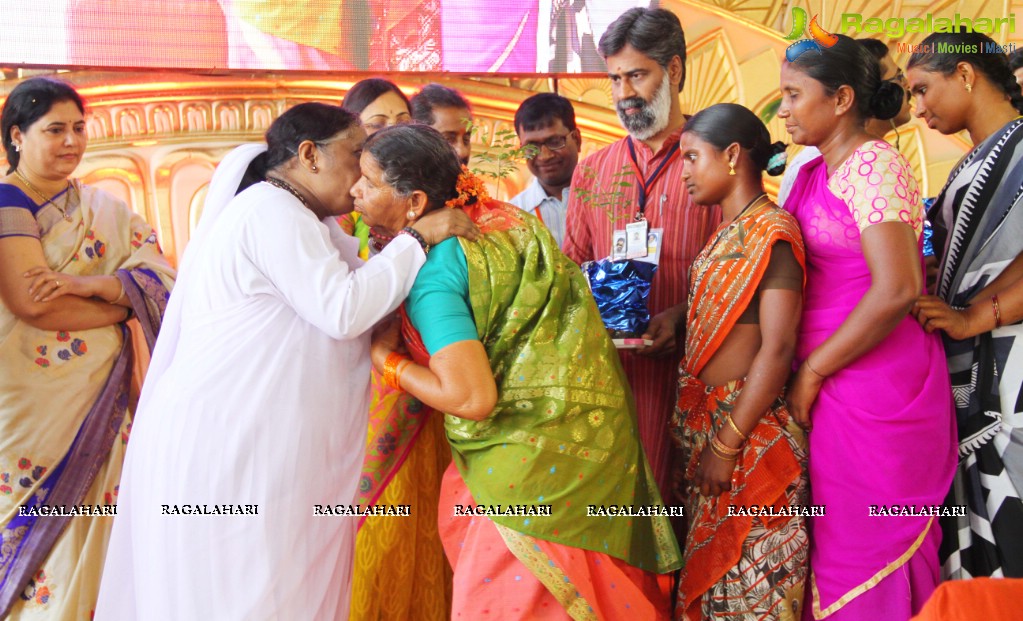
634,228,663,265
625,220,649,259
611,230,628,261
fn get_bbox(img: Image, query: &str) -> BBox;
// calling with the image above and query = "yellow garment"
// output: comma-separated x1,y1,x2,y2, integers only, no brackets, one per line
349,413,452,621
233,0,343,55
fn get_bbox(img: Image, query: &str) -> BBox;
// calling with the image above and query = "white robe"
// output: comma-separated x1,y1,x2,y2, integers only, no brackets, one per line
94,182,425,620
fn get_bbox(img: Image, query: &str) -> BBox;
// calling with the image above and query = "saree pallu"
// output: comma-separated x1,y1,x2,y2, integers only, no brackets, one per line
786,155,956,620
673,203,808,620
439,462,672,620
429,199,681,618
0,184,174,619
929,117,1023,580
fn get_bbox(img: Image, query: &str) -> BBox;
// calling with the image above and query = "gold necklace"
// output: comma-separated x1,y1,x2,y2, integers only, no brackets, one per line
14,169,75,222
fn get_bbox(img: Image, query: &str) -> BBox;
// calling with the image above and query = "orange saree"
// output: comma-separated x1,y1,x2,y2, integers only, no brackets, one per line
672,202,809,620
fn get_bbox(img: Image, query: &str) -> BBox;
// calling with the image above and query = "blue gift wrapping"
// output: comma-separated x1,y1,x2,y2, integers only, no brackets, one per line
582,258,658,335
922,197,936,258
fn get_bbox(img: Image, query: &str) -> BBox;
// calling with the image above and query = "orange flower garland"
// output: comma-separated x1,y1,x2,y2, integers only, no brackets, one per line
444,167,490,210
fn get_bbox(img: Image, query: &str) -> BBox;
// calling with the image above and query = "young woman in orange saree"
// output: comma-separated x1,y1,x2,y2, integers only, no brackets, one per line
672,104,809,620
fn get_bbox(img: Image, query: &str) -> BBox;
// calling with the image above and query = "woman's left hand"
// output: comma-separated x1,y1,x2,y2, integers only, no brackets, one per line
691,444,736,498
913,295,976,339
370,317,403,373
24,267,93,302
787,363,823,431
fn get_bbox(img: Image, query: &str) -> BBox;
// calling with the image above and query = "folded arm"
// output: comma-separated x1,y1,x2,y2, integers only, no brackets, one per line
0,236,129,331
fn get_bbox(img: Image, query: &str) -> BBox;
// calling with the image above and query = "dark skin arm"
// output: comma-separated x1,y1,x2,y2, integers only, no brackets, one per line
370,320,498,421
788,221,921,430
0,236,129,331
914,251,1023,339
692,286,802,497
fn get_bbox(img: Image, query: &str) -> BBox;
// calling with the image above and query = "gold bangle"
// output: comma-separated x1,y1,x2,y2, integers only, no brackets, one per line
109,279,127,305
725,414,748,442
805,355,827,379
710,435,743,457
992,295,1002,329
708,440,739,461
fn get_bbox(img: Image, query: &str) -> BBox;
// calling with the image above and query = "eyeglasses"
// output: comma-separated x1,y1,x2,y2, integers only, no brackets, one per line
522,133,571,159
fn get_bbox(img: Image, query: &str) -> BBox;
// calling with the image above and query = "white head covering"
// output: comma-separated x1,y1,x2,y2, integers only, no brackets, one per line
139,143,268,403
193,143,268,245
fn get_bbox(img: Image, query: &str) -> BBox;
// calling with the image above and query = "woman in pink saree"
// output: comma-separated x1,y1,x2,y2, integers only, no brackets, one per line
779,36,956,620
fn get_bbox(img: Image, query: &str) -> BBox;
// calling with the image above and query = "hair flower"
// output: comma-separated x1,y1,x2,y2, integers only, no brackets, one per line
445,167,490,210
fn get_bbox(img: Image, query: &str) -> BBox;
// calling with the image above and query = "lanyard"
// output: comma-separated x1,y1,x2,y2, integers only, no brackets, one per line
531,205,545,225
626,137,680,221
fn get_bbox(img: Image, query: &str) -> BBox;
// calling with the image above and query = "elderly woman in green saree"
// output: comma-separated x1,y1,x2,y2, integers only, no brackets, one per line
357,124,681,619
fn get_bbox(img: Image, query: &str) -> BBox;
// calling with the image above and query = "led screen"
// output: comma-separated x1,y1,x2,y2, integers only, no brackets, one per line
2,0,651,73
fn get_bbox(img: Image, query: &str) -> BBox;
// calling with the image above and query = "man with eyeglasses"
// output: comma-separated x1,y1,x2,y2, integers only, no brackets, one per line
509,93,581,247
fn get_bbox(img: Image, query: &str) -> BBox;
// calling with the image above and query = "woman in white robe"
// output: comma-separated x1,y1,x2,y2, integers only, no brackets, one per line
95,103,477,620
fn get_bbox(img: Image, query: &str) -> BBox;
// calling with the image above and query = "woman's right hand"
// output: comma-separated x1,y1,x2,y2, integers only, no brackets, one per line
787,362,823,431
25,267,95,302
410,209,480,246
370,317,402,373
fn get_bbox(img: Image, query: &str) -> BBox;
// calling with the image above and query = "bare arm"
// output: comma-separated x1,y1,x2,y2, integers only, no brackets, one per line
0,236,128,331
915,251,1023,339
395,341,498,421
721,288,802,444
371,323,498,421
975,253,1023,301
694,286,802,497
788,222,921,426
808,222,921,373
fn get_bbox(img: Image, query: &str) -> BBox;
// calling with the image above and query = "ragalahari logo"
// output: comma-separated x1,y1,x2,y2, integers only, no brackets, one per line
785,7,839,61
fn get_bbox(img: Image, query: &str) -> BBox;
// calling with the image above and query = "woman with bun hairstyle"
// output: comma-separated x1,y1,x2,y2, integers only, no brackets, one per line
780,34,956,620
672,103,808,620
907,32,1023,581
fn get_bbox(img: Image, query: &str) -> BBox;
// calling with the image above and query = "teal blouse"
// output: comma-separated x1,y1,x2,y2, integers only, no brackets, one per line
405,238,479,354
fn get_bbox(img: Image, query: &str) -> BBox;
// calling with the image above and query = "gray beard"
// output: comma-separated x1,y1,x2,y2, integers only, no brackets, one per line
616,75,672,141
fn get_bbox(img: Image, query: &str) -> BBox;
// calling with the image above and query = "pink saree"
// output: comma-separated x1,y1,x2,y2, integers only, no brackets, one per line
785,143,956,620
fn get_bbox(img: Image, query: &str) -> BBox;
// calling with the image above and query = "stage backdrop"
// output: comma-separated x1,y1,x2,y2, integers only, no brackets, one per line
2,0,650,73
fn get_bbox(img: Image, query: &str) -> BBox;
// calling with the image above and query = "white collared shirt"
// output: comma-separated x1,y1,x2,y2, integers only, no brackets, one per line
509,177,570,247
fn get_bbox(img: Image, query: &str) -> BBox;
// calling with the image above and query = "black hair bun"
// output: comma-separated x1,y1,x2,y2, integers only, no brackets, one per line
765,141,788,176
869,81,905,121
1002,74,1023,115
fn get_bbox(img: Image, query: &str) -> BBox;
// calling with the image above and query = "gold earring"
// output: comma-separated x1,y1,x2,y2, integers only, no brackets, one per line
965,83,973,93
728,161,736,176
311,164,318,172
406,209,416,220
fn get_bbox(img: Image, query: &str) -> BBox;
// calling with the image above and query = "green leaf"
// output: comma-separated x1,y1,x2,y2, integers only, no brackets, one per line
760,97,782,124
